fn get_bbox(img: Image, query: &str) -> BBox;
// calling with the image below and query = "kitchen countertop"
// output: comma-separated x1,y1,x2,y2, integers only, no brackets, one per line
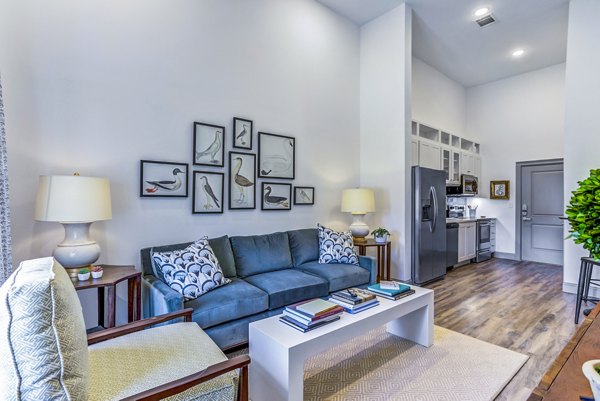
446,217,496,223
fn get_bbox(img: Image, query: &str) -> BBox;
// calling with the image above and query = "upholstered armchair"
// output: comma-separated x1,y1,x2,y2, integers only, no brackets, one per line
0,257,250,401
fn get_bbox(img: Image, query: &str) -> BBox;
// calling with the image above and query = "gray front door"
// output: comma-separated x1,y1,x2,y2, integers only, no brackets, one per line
521,162,564,265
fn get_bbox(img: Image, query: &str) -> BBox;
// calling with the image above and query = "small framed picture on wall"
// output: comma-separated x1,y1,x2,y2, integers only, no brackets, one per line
192,171,224,214
261,182,292,211
229,151,256,210
140,160,188,198
490,180,510,200
233,117,253,150
293,186,314,205
193,122,225,167
258,132,295,179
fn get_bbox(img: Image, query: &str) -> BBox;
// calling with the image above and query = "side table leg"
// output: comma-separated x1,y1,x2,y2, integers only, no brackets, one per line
97,287,105,328
107,285,116,328
135,275,141,321
386,242,391,281
128,278,134,323
377,246,383,282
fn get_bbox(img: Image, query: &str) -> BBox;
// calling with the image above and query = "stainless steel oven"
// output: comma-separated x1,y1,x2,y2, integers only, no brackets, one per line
476,218,494,262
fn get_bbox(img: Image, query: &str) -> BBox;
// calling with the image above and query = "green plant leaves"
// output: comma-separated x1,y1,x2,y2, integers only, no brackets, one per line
566,169,600,259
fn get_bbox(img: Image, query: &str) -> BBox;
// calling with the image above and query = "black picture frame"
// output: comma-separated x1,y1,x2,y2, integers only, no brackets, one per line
193,121,225,167
140,160,188,198
192,171,224,214
293,186,315,205
261,182,292,211
258,132,295,179
233,117,253,150
229,151,256,210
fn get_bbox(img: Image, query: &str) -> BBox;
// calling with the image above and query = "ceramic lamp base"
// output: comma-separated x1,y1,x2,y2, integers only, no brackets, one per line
349,213,370,244
53,222,101,277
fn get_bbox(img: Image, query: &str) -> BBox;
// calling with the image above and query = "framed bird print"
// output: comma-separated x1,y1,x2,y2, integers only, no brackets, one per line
192,171,224,214
293,186,314,205
140,160,188,198
229,151,256,210
258,132,295,179
193,121,225,167
233,117,253,150
261,182,292,211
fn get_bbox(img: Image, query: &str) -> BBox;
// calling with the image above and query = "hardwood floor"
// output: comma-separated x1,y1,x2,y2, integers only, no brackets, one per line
425,258,581,401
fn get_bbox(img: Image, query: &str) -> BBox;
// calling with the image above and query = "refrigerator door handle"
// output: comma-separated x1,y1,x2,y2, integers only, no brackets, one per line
430,186,438,233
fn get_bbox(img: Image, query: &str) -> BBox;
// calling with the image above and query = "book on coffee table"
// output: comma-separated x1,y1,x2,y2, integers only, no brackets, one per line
295,298,339,317
367,283,411,297
369,289,416,301
328,297,380,313
279,314,341,332
331,288,376,305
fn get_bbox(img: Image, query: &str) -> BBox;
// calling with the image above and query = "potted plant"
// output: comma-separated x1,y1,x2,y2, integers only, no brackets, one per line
77,268,90,281
91,266,103,279
582,360,600,400
371,228,390,243
566,169,600,259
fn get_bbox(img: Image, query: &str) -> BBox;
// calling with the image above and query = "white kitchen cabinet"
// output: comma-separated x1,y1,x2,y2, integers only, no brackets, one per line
474,156,482,179
441,147,451,181
458,222,477,262
461,152,475,176
451,150,461,183
411,139,419,166
419,141,441,170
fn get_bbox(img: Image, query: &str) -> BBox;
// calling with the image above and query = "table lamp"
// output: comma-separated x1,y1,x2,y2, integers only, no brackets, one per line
35,174,112,278
341,188,375,244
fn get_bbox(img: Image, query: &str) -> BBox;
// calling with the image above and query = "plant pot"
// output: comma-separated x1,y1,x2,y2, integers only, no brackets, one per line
582,359,600,401
77,272,90,281
374,234,388,243
91,270,103,279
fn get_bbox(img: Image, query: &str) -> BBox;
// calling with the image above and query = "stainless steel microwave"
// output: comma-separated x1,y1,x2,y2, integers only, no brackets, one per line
446,174,478,196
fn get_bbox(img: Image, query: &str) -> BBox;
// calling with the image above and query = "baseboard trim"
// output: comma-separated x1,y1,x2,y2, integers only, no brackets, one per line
493,252,519,261
563,281,600,298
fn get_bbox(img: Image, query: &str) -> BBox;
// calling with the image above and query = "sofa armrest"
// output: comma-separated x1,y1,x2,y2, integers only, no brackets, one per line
142,275,184,318
358,255,377,284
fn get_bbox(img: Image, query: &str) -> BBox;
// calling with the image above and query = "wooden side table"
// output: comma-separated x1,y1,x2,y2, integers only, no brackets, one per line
355,239,391,282
73,265,141,330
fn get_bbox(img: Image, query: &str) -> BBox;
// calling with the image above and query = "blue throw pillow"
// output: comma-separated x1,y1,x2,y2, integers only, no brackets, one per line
317,224,359,265
152,237,231,300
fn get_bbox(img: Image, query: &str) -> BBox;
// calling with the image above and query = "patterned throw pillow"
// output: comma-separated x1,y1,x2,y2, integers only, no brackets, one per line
317,224,359,265
152,237,231,300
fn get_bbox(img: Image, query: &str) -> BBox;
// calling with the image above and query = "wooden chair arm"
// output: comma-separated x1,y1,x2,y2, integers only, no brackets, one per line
121,354,251,401
87,308,193,345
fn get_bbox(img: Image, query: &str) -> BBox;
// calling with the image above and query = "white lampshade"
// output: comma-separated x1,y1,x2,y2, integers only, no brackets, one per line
341,188,375,215
35,175,112,223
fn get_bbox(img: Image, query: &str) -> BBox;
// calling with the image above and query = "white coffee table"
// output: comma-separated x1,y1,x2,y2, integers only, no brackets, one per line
248,286,434,401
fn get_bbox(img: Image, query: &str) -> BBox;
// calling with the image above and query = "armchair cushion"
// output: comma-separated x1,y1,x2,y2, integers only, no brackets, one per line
297,261,370,292
88,322,237,400
0,257,88,401
152,238,231,300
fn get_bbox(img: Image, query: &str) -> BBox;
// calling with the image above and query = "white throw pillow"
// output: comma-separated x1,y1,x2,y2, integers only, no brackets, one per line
317,224,359,265
152,237,231,300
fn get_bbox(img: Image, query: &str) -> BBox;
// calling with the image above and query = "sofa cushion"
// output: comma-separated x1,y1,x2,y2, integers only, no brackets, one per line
146,236,237,281
230,232,293,278
185,278,269,329
288,228,319,266
318,224,359,265
298,261,370,292
0,258,88,401
88,322,237,401
152,238,231,301
243,269,329,310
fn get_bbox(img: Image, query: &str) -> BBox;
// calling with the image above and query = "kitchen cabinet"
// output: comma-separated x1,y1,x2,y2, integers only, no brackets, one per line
474,156,482,180
442,147,451,181
419,141,441,170
461,152,475,175
411,139,419,166
458,222,477,262
451,150,461,183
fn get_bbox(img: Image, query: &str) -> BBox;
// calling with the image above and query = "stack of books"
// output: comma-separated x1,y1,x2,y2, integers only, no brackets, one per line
328,288,380,314
280,298,344,332
367,281,415,300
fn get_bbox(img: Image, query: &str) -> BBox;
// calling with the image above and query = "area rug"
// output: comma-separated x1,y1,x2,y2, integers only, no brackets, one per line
235,325,528,401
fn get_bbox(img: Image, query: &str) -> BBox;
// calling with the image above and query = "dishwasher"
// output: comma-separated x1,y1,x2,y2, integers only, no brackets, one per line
446,222,459,268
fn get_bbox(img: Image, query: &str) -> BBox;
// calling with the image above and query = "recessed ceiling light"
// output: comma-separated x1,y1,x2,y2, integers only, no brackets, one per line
474,7,489,17
512,49,525,57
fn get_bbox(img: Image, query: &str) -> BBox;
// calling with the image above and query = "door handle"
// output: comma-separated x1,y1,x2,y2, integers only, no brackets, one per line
522,217,532,221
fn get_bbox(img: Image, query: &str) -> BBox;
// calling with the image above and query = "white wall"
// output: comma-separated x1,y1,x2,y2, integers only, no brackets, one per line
466,63,565,254
0,0,361,325
563,0,600,292
412,57,467,137
360,4,412,280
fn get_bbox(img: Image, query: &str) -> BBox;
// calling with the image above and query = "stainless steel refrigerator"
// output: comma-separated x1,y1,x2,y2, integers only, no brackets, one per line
412,166,447,285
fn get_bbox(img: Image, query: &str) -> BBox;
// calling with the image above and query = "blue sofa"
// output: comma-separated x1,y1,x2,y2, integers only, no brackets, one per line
141,228,377,349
